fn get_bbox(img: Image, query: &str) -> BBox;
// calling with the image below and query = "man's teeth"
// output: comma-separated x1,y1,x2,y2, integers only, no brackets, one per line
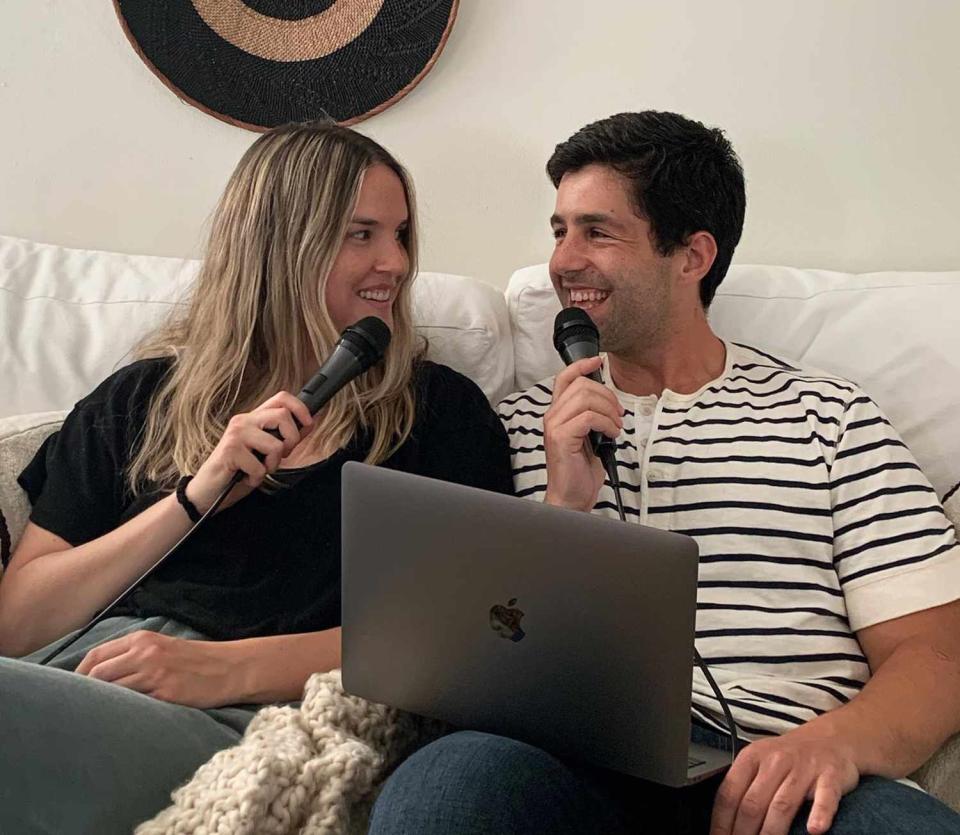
569,289,610,303
358,289,390,301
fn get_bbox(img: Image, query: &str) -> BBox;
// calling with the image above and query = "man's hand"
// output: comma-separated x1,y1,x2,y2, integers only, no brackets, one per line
75,630,240,709
710,726,860,835
543,356,624,512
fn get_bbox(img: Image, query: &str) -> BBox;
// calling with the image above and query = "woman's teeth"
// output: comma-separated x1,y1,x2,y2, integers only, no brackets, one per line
358,289,390,302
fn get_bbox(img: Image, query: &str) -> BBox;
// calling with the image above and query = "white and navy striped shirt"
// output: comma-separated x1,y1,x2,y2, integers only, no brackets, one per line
498,342,960,739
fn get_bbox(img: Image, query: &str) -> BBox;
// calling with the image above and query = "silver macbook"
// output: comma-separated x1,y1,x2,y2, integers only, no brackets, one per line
340,462,730,787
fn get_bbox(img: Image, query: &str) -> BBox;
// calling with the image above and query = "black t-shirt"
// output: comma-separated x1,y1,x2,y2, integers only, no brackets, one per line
16,358,514,640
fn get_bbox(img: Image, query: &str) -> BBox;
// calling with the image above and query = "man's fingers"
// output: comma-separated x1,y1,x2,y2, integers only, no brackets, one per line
759,774,812,835
552,356,604,401
547,387,624,436
711,755,760,834
561,412,623,449
805,775,843,835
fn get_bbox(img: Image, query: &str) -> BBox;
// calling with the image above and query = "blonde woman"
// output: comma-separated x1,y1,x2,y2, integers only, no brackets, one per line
0,123,512,834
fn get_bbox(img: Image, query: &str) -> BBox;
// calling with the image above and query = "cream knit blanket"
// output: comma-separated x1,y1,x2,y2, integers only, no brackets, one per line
137,671,446,835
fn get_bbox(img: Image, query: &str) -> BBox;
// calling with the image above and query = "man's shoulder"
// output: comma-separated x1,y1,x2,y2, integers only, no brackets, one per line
724,342,865,406
497,377,556,424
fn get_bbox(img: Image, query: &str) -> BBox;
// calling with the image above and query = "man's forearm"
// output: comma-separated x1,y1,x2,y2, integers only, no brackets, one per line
798,636,960,778
223,628,342,704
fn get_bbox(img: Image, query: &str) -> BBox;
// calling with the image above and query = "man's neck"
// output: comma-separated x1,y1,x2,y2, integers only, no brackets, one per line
606,315,727,397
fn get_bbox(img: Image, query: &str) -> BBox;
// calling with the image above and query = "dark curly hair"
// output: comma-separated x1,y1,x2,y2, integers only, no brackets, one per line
547,111,746,309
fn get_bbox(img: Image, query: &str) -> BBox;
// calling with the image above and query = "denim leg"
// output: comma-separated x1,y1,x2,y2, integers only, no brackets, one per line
785,776,960,835
369,730,667,835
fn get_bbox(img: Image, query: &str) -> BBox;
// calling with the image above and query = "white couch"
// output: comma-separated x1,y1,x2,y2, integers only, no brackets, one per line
1,234,959,806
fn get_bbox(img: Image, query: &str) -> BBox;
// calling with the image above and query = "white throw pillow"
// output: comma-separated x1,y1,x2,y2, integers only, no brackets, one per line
0,235,515,415
505,263,960,499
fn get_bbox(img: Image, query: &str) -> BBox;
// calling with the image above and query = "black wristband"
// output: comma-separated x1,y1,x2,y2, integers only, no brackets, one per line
175,474,203,523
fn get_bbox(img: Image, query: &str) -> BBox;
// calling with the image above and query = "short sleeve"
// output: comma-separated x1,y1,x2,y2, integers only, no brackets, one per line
407,363,515,497
16,359,169,546
830,390,960,631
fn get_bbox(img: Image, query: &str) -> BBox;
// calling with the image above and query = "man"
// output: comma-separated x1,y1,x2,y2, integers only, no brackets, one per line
368,112,960,834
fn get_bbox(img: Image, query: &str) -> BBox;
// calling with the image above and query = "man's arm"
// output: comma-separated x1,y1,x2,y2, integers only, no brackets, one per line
710,600,960,835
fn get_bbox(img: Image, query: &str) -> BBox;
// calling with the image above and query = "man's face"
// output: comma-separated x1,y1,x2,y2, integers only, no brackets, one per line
549,164,674,356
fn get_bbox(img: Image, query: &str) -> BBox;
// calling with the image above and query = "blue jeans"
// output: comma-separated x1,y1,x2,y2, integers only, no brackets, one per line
369,729,960,834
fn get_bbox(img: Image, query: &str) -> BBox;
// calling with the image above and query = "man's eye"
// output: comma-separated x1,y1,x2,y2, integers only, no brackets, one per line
552,228,566,240
589,228,609,239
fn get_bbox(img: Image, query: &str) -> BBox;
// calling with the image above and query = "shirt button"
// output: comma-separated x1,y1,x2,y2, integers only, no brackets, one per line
647,468,665,482
640,405,654,417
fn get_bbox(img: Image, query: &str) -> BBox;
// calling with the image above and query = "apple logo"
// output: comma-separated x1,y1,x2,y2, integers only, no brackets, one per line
489,598,526,642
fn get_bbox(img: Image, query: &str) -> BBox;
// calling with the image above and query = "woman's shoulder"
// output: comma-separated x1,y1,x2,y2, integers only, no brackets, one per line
76,356,174,416
413,359,491,411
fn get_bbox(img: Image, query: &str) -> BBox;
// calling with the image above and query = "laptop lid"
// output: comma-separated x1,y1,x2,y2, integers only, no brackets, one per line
341,461,706,786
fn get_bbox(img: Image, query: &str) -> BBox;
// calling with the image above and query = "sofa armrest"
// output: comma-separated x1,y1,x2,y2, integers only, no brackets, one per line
0,411,66,571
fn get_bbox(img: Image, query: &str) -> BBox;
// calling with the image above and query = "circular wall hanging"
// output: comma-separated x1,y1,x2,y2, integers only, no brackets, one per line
113,0,460,131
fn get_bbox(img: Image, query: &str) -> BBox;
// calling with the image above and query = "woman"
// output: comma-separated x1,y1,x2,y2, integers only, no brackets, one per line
0,123,512,834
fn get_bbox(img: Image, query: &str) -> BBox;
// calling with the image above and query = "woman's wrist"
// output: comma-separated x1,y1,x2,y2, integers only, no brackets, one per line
176,475,204,521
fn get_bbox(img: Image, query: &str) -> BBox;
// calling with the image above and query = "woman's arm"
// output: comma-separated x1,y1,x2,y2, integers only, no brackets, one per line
0,391,315,657
73,627,341,707
0,501,194,657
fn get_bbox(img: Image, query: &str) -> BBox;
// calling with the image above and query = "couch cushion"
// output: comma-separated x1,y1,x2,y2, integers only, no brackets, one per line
0,411,66,571
505,263,960,499
0,235,514,414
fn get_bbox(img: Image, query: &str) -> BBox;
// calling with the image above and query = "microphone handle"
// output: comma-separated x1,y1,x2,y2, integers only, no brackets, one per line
583,367,619,459
258,347,366,453
559,339,618,460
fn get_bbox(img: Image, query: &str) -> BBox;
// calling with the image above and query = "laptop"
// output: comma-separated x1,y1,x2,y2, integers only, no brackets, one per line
340,461,730,787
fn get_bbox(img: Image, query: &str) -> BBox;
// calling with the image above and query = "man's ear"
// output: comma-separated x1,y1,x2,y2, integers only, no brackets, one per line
679,231,718,287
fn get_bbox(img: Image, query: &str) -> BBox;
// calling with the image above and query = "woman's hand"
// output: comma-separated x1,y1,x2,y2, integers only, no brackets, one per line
75,630,242,709
187,391,315,513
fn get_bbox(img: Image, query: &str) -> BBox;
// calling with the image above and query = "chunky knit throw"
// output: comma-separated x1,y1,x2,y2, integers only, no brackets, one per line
137,671,446,835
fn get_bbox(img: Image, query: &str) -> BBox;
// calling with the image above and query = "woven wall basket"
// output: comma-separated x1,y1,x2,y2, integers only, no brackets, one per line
113,0,460,130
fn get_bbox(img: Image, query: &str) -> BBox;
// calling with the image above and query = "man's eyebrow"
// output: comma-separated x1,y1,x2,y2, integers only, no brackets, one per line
550,212,624,228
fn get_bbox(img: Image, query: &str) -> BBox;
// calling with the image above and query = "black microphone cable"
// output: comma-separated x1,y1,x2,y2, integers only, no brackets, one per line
37,474,240,666
38,316,391,667
603,470,742,763
553,309,742,761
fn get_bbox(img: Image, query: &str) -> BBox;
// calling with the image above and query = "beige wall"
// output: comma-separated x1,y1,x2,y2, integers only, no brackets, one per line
1,1,957,289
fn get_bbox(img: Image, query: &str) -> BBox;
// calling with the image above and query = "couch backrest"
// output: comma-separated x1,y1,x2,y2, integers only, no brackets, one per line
0,235,515,415
506,263,960,500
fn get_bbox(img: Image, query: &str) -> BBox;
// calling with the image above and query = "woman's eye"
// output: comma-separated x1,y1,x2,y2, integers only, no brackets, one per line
349,229,371,241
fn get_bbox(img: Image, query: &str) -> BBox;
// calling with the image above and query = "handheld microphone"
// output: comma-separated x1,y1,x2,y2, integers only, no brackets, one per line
246,316,392,473
38,317,391,667
295,316,392,417
553,308,619,462
552,307,624,515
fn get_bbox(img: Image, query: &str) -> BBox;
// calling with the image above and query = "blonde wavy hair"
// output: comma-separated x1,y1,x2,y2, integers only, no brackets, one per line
127,122,424,494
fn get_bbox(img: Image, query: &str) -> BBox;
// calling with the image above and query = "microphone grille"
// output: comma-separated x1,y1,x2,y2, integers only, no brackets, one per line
344,316,392,369
553,307,599,353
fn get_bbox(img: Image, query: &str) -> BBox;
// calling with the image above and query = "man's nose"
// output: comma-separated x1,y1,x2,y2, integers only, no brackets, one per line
550,233,589,277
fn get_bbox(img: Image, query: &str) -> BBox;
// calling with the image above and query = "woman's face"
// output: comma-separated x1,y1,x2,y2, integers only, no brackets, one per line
324,163,410,333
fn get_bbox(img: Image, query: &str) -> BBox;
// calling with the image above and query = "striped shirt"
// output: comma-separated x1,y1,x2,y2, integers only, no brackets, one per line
498,341,960,739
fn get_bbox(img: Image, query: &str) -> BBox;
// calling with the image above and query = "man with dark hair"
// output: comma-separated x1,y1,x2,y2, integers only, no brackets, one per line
368,112,960,834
